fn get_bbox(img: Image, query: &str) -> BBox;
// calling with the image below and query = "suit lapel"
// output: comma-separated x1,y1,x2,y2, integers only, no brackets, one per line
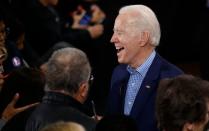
129,54,162,118
119,72,130,114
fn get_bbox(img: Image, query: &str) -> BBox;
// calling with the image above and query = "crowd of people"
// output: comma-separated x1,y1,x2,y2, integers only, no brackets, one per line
0,0,208,131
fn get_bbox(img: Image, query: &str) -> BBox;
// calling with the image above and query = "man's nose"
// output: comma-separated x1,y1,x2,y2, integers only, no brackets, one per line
110,33,116,43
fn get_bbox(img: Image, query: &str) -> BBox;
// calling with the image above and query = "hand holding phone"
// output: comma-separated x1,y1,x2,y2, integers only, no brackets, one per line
90,4,106,24
79,12,92,25
71,7,88,28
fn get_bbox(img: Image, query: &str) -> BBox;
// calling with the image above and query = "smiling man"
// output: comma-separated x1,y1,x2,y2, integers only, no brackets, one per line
106,5,183,131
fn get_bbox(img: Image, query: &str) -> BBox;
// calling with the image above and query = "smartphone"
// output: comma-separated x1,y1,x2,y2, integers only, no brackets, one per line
79,12,92,25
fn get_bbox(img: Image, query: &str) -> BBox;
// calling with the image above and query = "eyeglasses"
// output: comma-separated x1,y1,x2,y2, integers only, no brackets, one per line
89,74,94,86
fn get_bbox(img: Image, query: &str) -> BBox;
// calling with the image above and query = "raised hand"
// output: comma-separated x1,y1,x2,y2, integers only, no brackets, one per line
1,93,39,122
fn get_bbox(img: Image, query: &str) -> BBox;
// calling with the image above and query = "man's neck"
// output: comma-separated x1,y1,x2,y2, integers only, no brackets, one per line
130,48,155,69
47,89,71,96
47,89,84,104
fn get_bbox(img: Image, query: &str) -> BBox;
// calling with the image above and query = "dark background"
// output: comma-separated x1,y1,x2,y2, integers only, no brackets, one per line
1,0,209,114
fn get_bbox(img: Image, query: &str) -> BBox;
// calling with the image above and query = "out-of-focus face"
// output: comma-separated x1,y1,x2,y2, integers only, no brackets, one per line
0,21,6,46
110,13,144,68
49,0,59,6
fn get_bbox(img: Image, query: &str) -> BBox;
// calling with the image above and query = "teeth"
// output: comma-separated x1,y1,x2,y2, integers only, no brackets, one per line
115,47,120,50
117,47,124,53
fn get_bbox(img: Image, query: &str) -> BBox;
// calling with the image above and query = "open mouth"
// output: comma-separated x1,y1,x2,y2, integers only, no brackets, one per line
116,47,124,53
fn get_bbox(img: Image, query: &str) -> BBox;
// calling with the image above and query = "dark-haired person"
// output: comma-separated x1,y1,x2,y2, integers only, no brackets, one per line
156,74,209,131
0,67,45,131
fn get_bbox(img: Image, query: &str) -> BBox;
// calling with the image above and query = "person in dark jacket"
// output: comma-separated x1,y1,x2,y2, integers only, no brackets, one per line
0,67,45,131
106,5,183,131
25,47,96,131
22,0,103,57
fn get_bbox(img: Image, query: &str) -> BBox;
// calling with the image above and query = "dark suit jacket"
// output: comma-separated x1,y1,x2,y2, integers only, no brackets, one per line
106,53,183,131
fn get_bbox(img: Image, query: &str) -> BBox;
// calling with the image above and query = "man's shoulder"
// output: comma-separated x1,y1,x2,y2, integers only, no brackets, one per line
112,64,129,82
28,102,91,118
26,103,96,131
114,64,127,71
155,54,183,77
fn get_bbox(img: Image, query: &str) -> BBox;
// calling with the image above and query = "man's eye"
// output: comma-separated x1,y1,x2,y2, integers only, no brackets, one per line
117,32,122,35
116,31,124,35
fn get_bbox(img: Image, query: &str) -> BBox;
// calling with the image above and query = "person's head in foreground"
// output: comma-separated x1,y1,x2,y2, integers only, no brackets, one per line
156,74,209,131
40,121,86,131
44,47,91,104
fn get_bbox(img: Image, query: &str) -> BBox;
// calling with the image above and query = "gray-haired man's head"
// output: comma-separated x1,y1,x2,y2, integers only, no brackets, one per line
44,47,91,97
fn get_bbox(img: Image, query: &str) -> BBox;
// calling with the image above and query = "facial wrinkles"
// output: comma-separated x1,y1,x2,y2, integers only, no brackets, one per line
125,15,151,67
127,38,142,68
114,14,133,43
123,23,142,67
113,14,143,67
112,16,126,46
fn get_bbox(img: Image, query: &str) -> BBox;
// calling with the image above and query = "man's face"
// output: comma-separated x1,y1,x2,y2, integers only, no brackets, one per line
0,21,6,46
110,13,143,67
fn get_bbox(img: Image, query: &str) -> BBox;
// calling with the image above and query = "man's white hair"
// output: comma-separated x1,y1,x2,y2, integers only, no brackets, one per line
119,5,161,46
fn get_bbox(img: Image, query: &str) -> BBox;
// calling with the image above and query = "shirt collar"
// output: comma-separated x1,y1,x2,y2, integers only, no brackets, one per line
127,50,156,77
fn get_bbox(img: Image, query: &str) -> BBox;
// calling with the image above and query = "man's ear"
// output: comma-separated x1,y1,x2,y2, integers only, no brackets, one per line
73,82,88,104
79,82,88,98
139,31,150,46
